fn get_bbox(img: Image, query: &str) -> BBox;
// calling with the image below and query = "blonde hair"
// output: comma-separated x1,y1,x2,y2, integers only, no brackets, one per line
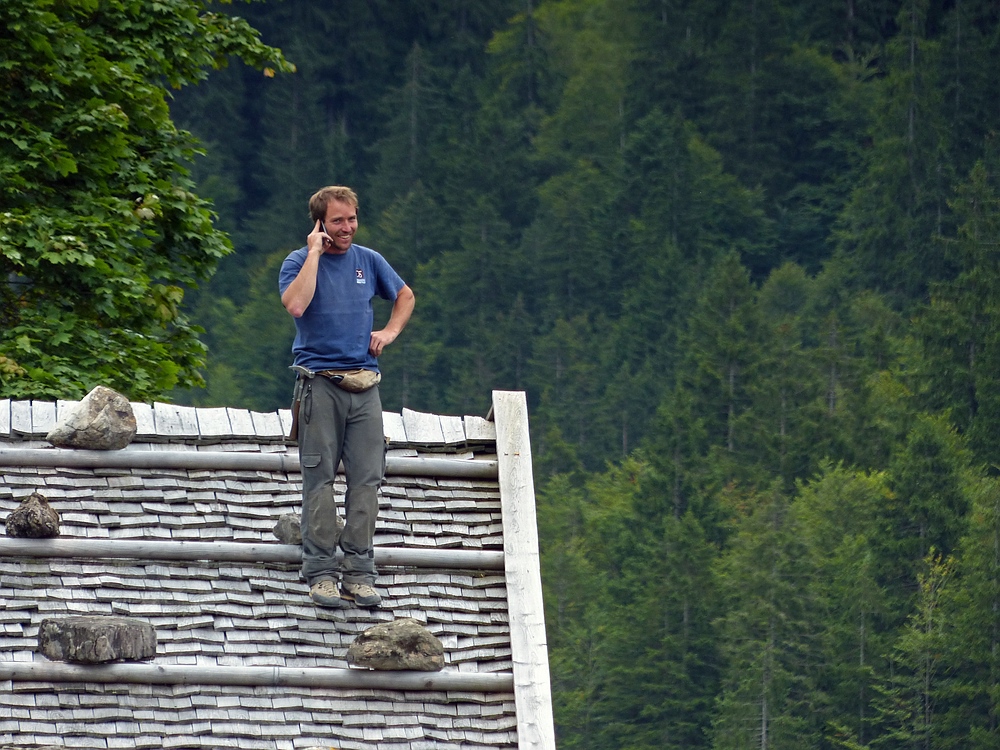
309,186,359,221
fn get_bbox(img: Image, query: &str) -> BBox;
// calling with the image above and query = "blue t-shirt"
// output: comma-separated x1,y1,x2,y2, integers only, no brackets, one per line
278,244,406,372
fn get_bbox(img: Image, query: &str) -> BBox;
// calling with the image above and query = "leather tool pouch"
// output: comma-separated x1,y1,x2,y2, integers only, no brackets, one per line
320,369,381,393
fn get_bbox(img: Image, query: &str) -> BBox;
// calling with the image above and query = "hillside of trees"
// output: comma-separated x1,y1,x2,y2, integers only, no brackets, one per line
13,0,999,746
172,1,1000,747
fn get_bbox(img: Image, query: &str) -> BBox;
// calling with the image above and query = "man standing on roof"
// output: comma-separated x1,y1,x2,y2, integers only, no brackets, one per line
279,186,415,609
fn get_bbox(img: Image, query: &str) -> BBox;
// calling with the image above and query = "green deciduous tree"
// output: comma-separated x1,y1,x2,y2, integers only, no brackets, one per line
0,0,290,400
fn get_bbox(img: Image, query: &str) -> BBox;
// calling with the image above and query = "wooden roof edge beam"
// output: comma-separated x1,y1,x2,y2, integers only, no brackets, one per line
492,389,557,750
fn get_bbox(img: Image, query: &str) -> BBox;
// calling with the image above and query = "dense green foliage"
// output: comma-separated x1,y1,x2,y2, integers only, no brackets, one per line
9,0,1000,746
0,0,290,400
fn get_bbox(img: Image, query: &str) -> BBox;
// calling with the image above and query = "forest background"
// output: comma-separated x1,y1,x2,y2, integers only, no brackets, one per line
5,0,1000,747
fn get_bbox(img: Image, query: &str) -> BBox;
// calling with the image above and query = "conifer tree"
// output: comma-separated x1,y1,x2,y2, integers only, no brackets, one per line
795,465,894,748
711,484,822,750
677,251,761,486
835,0,953,303
857,553,956,750
940,477,1000,747
916,162,1000,465
744,263,828,485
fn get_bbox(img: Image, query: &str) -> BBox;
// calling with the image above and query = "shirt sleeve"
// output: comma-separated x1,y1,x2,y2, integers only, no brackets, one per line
278,249,306,294
372,251,406,301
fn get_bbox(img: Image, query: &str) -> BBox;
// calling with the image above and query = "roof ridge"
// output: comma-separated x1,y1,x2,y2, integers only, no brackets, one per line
0,399,497,449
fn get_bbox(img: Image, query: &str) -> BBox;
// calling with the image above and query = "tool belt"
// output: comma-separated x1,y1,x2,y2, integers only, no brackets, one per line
287,365,381,443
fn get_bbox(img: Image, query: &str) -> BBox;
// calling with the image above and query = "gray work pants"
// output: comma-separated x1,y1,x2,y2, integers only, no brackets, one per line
296,375,385,586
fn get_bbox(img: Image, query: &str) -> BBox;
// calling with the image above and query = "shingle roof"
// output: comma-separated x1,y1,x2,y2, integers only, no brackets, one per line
0,392,554,750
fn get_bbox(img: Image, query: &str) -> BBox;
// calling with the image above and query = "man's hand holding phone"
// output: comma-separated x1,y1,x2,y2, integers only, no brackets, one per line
308,219,332,254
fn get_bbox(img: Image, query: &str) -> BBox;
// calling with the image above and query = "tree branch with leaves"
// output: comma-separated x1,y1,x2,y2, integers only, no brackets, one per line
0,0,293,400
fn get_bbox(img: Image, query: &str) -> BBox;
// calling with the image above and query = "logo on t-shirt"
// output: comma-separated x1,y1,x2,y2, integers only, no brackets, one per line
356,268,366,284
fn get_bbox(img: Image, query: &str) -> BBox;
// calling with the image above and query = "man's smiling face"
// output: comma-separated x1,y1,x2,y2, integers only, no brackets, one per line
321,199,358,254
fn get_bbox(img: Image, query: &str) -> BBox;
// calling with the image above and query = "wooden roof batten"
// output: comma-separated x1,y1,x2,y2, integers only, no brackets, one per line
0,391,555,750
0,447,499,478
0,536,506,569
0,660,515,693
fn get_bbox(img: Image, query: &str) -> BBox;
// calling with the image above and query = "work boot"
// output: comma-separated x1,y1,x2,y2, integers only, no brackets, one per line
341,581,382,608
309,579,347,609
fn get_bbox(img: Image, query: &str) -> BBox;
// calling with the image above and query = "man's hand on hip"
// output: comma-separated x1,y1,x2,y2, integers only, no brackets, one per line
369,329,397,357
